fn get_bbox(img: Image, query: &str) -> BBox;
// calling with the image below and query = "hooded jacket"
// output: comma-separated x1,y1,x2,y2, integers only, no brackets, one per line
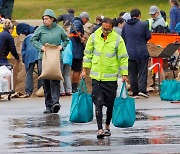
69,17,85,59
16,23,39,70
121,18,151,60
16,23,35,35
31,9,69,59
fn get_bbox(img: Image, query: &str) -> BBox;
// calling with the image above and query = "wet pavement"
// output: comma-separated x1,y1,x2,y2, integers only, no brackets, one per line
0,96,180,153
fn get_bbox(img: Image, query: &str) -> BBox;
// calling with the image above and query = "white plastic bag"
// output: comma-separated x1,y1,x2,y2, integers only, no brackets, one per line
0,65,11,77
0,77,9,92
116,78,127,98
0,66,11,92
0,78,2,92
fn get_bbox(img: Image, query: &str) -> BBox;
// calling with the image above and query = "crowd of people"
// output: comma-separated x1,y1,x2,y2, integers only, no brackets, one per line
0,0,180,138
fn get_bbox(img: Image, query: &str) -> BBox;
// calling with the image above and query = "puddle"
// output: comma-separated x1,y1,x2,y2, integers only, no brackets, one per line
6,108,180,149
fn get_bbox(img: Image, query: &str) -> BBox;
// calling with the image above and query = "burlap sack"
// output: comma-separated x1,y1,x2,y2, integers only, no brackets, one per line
35,86,44,97
176,72,180,81
147,42,164,57
39,44,63,80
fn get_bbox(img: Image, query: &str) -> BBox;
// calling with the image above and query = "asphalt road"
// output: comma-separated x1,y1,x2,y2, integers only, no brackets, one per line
0,96,180,154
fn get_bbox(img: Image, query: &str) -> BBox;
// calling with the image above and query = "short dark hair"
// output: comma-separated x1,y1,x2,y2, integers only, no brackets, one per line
119,11,126,17
130,8,141,18
114,17,125,26
96,16,103,22
102,17,114,27
68,8,75,14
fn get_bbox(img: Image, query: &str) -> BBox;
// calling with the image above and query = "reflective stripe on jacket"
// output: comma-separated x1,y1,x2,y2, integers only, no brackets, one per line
83,27,128,81
148,18,168,31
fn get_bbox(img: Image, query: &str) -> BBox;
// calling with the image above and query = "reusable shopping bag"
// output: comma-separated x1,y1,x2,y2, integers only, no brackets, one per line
39,43,63,80
160,80,180,101
62,40,73,66
69,78,93,123
112,82,136,128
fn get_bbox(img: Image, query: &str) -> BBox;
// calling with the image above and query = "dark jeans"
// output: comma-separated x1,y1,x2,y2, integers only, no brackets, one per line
25,61,43,95
43,79,60,108
128,58,148,95
92,79,117,130
38,59,60,108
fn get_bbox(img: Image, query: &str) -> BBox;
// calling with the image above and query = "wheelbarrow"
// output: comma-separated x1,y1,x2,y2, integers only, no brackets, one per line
148,33,180,93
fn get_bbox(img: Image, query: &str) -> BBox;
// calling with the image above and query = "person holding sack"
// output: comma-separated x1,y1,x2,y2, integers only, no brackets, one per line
31,9,69,114
80,18,128,138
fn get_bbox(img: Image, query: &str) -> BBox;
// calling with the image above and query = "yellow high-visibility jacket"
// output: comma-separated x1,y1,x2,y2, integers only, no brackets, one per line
83,27,128,81
147,18,168,31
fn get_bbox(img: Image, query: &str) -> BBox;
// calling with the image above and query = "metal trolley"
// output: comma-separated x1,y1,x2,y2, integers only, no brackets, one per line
0,64,15,100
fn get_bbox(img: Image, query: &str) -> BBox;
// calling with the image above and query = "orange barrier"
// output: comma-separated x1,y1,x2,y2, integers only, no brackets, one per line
148,33,180,73
149,33,180,48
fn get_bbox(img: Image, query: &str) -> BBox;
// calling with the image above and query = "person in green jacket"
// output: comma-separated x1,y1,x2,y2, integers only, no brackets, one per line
80,18,128,138
31,9,69,114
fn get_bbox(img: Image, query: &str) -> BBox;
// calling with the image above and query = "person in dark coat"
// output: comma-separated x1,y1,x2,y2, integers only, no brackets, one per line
16,23,42,97
121,8,151,99
57,8,75,26
91,16,103,33
0,19,19,64
69,12,90,93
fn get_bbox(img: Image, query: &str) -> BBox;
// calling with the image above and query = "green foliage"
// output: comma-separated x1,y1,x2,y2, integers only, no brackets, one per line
13,0,170,22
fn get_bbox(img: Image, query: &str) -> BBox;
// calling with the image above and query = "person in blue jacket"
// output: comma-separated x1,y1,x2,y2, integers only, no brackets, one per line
16,23,42,97
69,12,90,93
169,0,180,33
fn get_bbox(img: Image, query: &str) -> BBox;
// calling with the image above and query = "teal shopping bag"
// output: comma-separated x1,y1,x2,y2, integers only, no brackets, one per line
69,78,93,123
160,80,180,101
112,82,135,128
62,40,73,66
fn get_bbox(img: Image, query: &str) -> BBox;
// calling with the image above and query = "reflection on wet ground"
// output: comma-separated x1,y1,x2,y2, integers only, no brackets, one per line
6,108,180,150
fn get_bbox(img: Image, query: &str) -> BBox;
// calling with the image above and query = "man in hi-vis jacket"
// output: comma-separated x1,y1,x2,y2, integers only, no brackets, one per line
81,18,128,139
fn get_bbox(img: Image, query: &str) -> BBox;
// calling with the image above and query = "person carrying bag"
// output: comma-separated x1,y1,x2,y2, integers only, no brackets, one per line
112,82,136,128
69,78,93,123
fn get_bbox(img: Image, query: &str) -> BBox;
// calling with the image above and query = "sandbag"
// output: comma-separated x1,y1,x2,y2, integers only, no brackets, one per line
39,44,63,80
35,86,44,97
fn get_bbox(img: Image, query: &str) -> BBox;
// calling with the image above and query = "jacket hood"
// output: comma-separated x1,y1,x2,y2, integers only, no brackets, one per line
16,23,35,35
72,17,83,23
126,18,140,25
42,9,56,20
